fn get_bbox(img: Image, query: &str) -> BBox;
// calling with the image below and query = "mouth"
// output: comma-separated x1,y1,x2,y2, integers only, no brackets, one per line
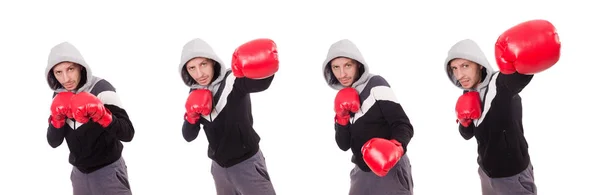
64,82,75,88
198,77,209,84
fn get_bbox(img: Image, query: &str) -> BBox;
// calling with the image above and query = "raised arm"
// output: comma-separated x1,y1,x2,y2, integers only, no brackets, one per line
47,91,74,148
334,123,352,151
231,38,279,94
458,123,474,140
495,19,561,95
373,85,414,152
47,120,68,148
92,80,135,142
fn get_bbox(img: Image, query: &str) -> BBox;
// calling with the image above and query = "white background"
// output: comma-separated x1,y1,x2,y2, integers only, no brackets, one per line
1,0,598,194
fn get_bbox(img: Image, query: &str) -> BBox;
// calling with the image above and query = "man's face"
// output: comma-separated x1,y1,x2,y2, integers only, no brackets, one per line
449,58,482,89
186,57,214,86
330,57,359,87
53,62,82,91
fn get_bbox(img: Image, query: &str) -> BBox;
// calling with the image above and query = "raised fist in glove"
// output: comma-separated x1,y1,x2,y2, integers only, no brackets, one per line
362,138,404,177
334,87,360,126
232,38,279,79
185,89,212,124
49,91,75,129
455,91,482,127
70,92,113,128
495,19,561,75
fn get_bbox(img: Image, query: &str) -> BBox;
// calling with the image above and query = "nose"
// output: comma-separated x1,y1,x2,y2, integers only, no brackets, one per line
455,70,464,79
339,68,348,77
193,68,203,77
59,72,70,82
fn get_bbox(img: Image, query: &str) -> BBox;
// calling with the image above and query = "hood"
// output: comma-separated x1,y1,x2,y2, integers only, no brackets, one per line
322,39,373,93
46,42,97,93
179,38,228,93
444,39,495,92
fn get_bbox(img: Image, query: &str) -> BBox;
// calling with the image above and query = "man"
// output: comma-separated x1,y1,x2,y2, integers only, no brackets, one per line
46,41,135,195
323,39,415,195
446,19,560,195
179,38,279,195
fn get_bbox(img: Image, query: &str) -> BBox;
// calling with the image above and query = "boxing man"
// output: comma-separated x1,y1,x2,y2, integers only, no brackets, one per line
179,38,278,195
445,20,561,195
45,42,136,195
324,39,415,194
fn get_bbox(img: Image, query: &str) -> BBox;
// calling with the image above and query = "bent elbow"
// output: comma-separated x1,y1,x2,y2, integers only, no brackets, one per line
48,139,62,148
461,134,474,140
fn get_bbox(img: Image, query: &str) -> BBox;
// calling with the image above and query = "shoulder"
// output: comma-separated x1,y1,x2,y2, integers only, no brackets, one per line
90,79,116,96
91,79,123,107
362,75,397,101
366,75,390,88
364,75,392,94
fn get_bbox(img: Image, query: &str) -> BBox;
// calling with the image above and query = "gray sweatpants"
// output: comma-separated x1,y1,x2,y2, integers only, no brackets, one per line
478,163,536,195
71,157,132,195
211,149,276,195
349,155,413,195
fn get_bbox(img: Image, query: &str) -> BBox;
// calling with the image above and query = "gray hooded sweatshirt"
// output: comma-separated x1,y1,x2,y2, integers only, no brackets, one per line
323,39,414,172
45,42,135,173
444,39,494,100
46,42,98,93
443,39,534,178
179,38,228,96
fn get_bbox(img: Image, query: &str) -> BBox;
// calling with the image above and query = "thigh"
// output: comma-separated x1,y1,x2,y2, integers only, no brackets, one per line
490,165,536,195
478,167,495,195
395,155,414,193
229,150,276,195
211,161,239,195
349,158,412,195
71,167,90,195
88,157,132,195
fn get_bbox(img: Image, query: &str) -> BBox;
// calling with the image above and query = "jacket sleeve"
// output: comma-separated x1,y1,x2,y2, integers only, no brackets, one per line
94,80,135,142
103,105,135,142
233,74,275,94
46,117,68,148
458,123,474,140
182,118,201,142
372,83,414,153
181,88,202,142
334,123,352,151
496,72,534,95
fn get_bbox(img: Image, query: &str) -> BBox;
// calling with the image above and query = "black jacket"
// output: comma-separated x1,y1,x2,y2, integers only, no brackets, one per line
334,75,414,172
182,70,275,168
459,72,534,178
46,79,135,173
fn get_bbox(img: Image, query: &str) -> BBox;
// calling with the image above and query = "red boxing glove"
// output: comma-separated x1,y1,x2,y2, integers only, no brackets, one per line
49,92,75,129
455,91,482,127
495,19,561,75
185,89,212,124
70,92,113,128
232,38,279,79
362,138,404,177
334,87,360,126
